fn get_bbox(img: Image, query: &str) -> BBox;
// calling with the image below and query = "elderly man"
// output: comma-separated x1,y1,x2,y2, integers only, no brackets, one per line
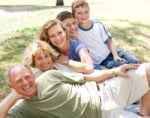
0,63,150,118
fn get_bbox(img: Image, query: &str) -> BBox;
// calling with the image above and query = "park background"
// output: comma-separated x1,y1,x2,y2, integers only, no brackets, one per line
0,0,150,100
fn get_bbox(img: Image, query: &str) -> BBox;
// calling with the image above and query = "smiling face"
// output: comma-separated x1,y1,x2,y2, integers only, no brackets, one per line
34,50,53,72
10,65,37,98
74,6,90,25
62,18,78,39
48,24,67,49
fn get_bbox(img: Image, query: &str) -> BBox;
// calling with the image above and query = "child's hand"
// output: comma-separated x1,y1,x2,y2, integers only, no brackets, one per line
113,55,126,62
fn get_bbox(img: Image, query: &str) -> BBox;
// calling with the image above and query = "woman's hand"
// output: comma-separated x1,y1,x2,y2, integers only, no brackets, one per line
56,55,69,65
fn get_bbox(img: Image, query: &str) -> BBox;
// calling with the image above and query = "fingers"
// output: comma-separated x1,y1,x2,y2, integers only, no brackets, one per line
124,64,140,69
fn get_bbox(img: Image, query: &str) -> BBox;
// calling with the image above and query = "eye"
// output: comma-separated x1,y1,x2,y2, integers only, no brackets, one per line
25,75,32,80
66,24,71,28
49,35,55,38
58,31,63,35
16,79,22,84
45,54,51,58
77,12,82,15
36,57,42,61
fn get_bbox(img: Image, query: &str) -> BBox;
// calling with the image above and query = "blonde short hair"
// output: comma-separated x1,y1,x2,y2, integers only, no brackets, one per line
71,0,89,17
23,40,59,67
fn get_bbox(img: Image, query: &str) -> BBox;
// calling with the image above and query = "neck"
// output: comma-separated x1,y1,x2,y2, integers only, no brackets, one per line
79,20,91,29
71,35,78,40
60,40,70,55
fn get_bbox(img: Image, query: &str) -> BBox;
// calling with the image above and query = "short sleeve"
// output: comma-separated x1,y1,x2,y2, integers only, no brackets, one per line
69,40,87,61
100,23,112,43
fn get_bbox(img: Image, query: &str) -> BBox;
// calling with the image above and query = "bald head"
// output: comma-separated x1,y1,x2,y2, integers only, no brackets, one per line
5,64,33,85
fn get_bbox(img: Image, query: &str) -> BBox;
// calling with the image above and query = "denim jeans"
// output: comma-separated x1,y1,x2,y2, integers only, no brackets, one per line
100,49,140,69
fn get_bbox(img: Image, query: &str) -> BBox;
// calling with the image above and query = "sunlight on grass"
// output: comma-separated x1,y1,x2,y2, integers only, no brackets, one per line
0,0,150,100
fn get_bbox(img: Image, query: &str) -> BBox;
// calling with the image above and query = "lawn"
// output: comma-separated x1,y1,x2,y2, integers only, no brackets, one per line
0,0,150,100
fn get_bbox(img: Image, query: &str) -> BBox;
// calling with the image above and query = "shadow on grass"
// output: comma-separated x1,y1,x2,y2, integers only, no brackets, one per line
0,27,38,63
0,20,150,100
0,5,70,12
105,20,150,47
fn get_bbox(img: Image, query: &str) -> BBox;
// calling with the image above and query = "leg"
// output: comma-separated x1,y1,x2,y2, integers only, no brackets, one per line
98,64,150,115
117,50,140,64
103,109,144,118
140,63,150,116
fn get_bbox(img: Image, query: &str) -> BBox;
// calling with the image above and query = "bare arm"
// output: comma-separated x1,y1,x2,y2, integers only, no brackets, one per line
84,64,140,82
56,54,94,74
0,90,22,118
106,39,125,62
78,48,94,73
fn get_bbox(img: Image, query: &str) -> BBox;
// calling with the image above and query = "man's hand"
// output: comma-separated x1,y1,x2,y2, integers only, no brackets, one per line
113,64,140,78
12,89,31,100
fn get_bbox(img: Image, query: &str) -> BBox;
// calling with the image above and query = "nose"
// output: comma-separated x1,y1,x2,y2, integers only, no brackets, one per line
56,35,60,40
22,78,28,85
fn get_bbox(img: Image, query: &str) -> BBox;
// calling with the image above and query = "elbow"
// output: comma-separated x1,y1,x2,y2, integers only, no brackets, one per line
83,65,94,74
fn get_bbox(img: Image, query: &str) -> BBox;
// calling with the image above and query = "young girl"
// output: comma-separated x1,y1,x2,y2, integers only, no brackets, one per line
39,19,95,74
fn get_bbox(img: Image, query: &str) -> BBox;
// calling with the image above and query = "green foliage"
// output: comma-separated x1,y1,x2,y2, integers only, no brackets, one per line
0,27,38,98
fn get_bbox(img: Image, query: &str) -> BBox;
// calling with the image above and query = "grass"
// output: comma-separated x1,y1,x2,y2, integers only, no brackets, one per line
0,0,150,100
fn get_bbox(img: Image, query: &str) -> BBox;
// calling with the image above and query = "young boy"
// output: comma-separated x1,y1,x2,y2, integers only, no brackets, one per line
71,0,140,69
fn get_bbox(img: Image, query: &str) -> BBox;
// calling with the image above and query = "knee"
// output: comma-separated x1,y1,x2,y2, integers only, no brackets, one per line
127,58,140,64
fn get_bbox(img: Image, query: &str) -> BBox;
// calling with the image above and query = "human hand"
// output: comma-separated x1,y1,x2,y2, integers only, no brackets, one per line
113,55,126,62
113,64,140,78
56,55,69,65
11,89,31,100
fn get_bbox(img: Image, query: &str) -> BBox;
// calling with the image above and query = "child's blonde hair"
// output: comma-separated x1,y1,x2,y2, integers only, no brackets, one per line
71,0,89,17
23,40,59,67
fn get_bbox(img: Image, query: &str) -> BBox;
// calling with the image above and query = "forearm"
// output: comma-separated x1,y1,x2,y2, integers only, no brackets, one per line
67,60,94,74
84,69,116,82
107,40,118,57
0,92,20,118
79,48,94,66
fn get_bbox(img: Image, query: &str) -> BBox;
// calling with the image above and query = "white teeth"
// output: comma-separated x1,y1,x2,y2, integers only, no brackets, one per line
23,85,31,90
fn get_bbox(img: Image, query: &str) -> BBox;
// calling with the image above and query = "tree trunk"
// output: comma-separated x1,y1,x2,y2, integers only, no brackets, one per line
56,0,64,6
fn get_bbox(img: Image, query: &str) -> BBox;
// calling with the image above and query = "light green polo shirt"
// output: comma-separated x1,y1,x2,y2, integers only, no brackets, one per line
8,70,102,118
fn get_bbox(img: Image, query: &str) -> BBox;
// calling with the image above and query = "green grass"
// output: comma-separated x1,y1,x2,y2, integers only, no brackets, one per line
0,0,150,100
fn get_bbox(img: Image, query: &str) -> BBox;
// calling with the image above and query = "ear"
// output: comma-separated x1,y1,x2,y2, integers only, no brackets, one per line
8,83,13,88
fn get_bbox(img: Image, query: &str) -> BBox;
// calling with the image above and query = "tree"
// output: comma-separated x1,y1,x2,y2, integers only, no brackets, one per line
56,0,64,6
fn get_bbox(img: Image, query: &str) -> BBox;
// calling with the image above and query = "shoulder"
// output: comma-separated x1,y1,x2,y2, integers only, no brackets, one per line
92,20,106,27
70,40,85,47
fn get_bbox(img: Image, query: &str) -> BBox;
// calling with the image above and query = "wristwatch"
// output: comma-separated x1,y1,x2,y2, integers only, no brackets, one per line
64,57,69,65
112,70,117,77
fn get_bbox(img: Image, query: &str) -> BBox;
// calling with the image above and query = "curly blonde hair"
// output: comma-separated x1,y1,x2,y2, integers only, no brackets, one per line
23,40,60,67
39,19,70,52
